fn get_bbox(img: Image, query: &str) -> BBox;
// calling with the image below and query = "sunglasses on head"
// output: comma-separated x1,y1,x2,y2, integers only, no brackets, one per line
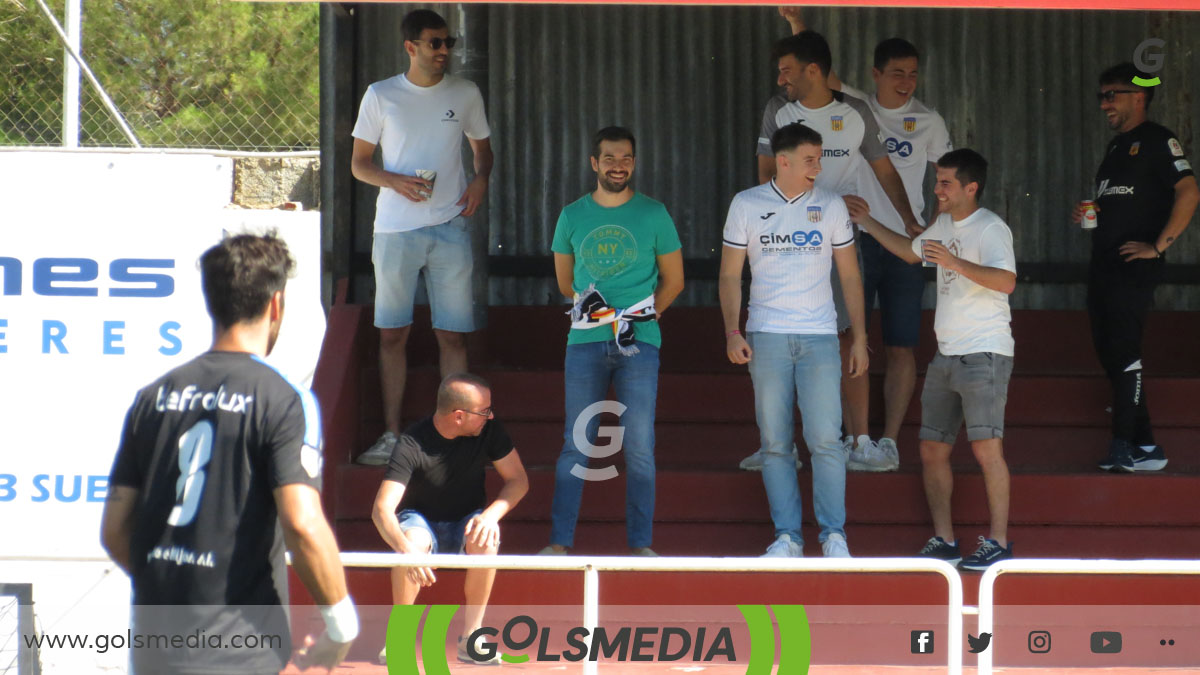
1096,89,1139,102
412,37,457,50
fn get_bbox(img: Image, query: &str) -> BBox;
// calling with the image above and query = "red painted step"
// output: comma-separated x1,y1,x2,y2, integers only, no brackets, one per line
335,465,1200,527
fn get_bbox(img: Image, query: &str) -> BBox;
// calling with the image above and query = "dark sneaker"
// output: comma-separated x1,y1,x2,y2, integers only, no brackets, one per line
357,431,398,465
1132,445,1168,472
1098,439,1135,473
916,536,962,565
959,537,1014,571
458,636,502,665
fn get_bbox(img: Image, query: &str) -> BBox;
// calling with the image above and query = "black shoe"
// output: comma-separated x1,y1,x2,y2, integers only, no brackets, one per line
916,536,962,565
1131,445,1168,472
959,537,1014,571
1098,439,1135,473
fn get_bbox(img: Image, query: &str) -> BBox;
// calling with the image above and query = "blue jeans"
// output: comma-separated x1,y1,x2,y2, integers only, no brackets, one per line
551,340,659,549
747,332,847,545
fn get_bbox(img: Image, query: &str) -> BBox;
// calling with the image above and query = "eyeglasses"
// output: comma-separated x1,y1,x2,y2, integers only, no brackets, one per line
412,37,457,50
1096,90,1139,102
458,407,493,418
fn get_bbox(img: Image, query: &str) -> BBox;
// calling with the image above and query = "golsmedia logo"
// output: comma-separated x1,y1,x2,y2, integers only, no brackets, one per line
386,604,811,674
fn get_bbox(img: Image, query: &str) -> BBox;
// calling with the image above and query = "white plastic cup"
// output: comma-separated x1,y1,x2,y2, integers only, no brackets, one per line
922,239,941,267
415,169,436,200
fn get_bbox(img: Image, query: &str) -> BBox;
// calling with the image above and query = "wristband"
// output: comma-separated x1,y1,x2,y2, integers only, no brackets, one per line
320,595,360,643
726,330,741,338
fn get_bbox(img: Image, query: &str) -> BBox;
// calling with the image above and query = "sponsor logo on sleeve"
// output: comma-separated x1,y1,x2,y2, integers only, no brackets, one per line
1176,159,1192,172
1168,138,1184,157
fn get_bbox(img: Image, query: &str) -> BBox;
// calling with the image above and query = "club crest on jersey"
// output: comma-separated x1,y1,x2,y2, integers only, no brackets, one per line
831,116,844,131
1130,141,1141,156
1169,138,1185,157
807,206,822,222
903,117,917,132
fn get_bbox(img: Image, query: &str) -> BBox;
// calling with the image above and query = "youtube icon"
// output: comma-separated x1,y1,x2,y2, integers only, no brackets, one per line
1091,631,1123,654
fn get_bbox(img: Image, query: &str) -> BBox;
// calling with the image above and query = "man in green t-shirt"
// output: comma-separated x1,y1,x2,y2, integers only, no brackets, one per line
541,127,685,556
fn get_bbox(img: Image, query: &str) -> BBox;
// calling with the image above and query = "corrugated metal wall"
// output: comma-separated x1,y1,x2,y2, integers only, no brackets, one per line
347,5,1200,309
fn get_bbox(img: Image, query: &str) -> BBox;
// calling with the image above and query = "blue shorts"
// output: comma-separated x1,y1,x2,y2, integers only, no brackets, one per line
372,216,475,333
860,232,924,347
395,508,484,554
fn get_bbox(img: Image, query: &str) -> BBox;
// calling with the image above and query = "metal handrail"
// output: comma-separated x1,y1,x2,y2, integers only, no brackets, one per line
977,558,1200,674
339,552,964,675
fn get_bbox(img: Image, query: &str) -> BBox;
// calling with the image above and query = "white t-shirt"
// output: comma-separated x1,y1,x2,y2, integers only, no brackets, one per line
842,84,952,234
352,73,490,233
758,90,887,197
912,208,1016,356
723,181,856,335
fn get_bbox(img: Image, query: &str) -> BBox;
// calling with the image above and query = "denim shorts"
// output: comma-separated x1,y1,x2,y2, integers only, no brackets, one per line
395,508,484,554
919,351,1014,443
860,232,925,347
372,216,475,332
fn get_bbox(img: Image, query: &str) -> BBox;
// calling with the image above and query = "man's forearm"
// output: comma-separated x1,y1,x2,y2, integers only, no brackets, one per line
718,278,743,333
654,280,684,316
481,478,528,522
878,170,919,229
858,216,922,264
836,254,868,341
473,146,494,180
1156,183,1198,253
284,520,349,606
351,158,395,191
954,260,1016,295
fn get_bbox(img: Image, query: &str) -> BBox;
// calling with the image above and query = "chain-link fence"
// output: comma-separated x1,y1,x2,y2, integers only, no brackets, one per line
0,0,319,151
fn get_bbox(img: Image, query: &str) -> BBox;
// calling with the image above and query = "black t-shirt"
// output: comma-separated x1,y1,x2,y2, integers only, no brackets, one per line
1093,121,1194,266
108,351,323,674
384,417,514,522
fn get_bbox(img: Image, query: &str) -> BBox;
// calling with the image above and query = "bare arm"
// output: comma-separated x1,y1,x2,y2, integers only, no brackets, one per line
868,156,922,236
554,253,575,299
464,449,530,550
832,244,869,377
718,245,752,364
925,243,1017,294
654,250,685,316
1150,176,1198,255
100,485,139,575
276,484,349,606
371,480,423,555
458,137,494,217
844,195,922,264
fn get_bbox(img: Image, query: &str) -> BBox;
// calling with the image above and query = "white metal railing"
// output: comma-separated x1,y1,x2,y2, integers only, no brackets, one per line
340,553,965,675
977,558,1200,674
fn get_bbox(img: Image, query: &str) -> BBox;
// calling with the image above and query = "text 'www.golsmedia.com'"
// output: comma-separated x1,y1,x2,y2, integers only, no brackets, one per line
24,630,283,654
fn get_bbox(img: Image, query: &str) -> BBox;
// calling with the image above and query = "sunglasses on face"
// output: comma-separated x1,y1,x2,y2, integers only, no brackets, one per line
412,37,457,50
1096,89,1139,103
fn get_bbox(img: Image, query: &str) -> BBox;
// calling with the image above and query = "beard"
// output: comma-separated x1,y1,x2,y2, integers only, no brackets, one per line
599,173,631,194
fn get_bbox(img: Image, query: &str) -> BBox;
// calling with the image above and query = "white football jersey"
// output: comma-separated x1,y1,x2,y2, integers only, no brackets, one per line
723,180,856,335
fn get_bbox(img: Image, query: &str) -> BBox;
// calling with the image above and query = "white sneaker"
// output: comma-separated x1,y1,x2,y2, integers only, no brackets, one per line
847,436,896,472
877,437,901,470
761,534,803,558
822,533,851,558
357,431,398,465
739,445,803,471
841,435,855,458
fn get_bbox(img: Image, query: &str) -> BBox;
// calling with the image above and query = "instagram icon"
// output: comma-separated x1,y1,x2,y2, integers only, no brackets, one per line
1028,631,1052,654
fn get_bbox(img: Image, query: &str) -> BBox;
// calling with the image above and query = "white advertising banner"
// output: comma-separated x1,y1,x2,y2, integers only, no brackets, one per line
0,152,326,673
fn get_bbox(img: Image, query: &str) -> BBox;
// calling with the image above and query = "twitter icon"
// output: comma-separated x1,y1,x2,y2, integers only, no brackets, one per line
968,633,993,653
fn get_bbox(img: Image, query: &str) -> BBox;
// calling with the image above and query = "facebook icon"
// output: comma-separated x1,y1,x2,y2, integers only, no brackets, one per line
911,630,935,654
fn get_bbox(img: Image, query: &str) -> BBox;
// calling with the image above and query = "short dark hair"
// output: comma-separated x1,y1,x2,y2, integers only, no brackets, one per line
199,232,295,329
401,9,447,43
436,373,491,414
771,122,823,156
591,126,636,159
1099,61,1155,108
873,38,920,71
936,148,989,200
771,31,832,78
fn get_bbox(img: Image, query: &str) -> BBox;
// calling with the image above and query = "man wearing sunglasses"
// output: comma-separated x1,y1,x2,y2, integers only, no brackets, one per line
371,373,529,665
352,9,494,466
1072,63,1197,474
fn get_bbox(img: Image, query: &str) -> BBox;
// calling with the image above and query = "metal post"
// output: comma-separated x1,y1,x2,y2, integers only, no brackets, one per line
582,565,599,675
62,0,81,147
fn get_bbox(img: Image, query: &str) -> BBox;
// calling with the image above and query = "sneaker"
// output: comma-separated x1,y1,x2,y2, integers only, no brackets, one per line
761,534,803,558
1132,445,1168,472
877,437,901,468
821,533,851,558
630,547,659,557
1098,439,1135,473
916,536,962,565
537,545,569,555
739,445,803,471
959,536,1014,571
378,644,387,665
457,636,502,665
847,436,896,472
842,435,855,457
357,431,398,466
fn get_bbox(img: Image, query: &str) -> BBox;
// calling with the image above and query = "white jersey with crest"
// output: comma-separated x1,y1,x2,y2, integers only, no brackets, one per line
842,83,953,234
723,180,855,335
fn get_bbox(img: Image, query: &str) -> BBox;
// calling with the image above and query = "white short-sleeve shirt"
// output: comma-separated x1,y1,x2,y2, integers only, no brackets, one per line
912,208,1016,356
352,73,490,233
723,181,855,335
